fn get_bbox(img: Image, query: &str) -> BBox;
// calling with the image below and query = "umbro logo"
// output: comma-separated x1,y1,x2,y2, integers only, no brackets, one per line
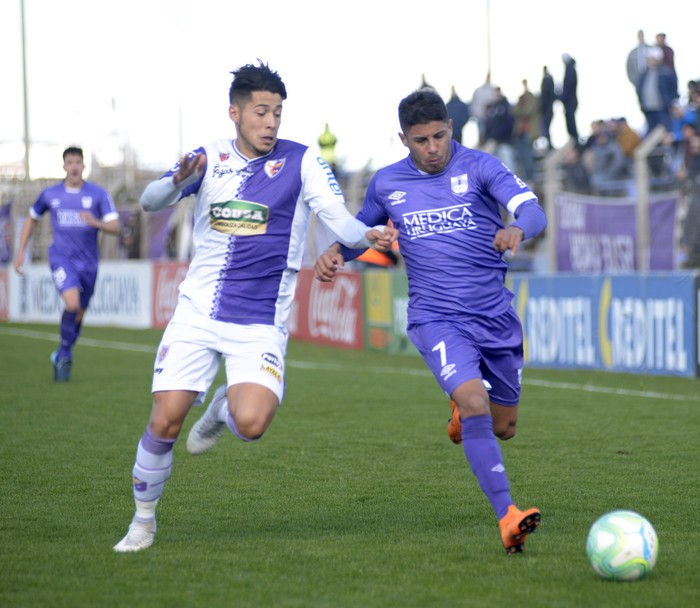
388,190,406,206
440,364,456,381
491,464,505,473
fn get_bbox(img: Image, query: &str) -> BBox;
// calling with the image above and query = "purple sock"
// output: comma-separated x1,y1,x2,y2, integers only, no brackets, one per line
461,414,513,519
57,311,79,359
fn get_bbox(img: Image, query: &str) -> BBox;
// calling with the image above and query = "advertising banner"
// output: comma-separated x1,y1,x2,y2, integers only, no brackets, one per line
363,270,416,355
511,272,698,377
287,268,364,349
7,261,152,328
152,261,189,328
0,269,7,321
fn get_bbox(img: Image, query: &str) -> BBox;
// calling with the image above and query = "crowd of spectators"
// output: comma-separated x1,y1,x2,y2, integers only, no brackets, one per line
437,30,700,268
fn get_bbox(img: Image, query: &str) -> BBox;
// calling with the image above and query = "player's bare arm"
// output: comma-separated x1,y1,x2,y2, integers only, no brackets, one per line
493,226,524,255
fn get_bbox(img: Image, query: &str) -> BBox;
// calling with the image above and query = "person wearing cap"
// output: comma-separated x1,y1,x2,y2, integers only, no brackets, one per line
636,46,679,135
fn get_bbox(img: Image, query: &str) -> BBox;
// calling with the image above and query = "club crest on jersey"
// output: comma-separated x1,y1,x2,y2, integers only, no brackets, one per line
265,158,285,177
220,152,230,161
157,345,170,363
81,196,93,208
451,174,468,195
210,200,270,235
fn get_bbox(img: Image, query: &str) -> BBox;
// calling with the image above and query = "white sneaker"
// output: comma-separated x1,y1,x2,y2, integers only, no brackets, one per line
187,384,227,455
113,517,156,553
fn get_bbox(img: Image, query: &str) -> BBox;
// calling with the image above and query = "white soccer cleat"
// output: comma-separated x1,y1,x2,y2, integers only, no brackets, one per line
186,384,227,455
113,517,157,553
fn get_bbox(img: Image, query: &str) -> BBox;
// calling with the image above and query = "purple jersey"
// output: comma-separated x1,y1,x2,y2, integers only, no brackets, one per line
347,141,541,324
30,181,118,271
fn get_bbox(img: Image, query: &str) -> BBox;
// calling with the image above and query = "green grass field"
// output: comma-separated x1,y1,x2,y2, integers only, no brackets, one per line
1,322,698,608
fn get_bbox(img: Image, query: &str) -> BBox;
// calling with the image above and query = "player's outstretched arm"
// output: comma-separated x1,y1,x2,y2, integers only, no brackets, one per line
141,152,206,212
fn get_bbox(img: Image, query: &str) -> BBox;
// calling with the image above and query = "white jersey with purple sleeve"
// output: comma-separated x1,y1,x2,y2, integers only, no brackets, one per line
30,181,118,271
348,141,543,324
159,138,362,328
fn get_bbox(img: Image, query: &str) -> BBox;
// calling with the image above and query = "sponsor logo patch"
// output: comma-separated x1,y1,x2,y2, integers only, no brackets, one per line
403,203,477,239
210,200,269,235
261,352,281,368
260,364,282,383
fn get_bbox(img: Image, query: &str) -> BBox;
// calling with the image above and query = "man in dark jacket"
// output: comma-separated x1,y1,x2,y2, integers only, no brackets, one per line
559,54,579,143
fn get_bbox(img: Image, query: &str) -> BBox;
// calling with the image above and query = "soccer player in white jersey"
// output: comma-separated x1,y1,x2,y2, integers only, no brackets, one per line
314,90,547,554
113,61,397,552
13,146,120,382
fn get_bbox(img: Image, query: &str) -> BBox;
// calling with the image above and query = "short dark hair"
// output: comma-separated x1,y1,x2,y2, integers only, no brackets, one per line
229,60,287,104
63,146,83,160
398,90,448,133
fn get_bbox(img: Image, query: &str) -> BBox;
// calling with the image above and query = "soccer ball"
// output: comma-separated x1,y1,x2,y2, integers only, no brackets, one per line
586,510,658,581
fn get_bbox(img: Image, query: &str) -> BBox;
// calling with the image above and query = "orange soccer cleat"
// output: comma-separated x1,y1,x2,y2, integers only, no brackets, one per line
498,505,541,555
447,400,462,444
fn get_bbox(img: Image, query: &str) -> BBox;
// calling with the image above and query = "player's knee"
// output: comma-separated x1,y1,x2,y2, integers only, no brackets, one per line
493,421,517,441
148,418,182,440
232,411,267,440
457,395,490,418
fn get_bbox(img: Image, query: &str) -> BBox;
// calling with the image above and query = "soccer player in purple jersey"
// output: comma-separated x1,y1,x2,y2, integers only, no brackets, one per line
113,61,397,552
13,146,120,382
314,90,547,554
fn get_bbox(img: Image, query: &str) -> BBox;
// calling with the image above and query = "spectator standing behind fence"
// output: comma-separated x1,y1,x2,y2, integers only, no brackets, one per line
589,128,629,195
13,146,120,382
539,66,555,150
561,145,592,194
471,73,498,146
446,86,471,144
626,30,652,87
484,87,516,170
559,54,579,143
608,117,641,174
513,79,539,182
636,47,678,135
655,33,676,76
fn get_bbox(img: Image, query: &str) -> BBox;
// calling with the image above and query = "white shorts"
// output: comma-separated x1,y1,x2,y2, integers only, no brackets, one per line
151,297,288,405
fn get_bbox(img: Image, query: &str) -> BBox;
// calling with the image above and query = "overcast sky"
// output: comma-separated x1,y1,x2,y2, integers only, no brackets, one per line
1,0,697,176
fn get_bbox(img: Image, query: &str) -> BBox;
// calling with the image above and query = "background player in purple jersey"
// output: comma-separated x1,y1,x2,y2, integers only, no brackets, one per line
314,90,547,554
113,62,397,552
13,146,120,382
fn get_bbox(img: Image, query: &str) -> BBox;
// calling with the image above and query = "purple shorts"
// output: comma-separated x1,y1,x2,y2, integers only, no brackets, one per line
49,255,97,310
407,307,523,406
